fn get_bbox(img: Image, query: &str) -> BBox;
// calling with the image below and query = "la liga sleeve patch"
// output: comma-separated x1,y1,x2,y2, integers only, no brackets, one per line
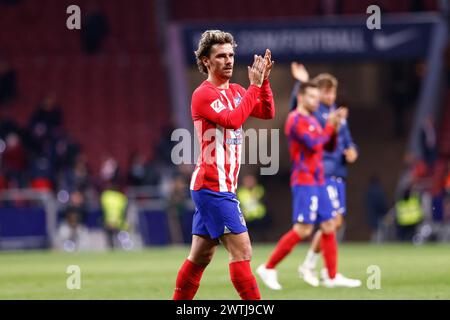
210,99,226,113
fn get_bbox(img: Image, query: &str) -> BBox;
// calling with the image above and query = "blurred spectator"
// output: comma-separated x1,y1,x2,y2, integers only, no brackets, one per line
419,116,437,168
2,133,28,188
65,190,88,223
100,184,128,249
365,175,388,243
176,163,194,183
0,59,17,106
237,174,267,222
99,155,120,185
61,154,91,192
50,133,80,172
442,161,450,221
395,187,424,241
166,175,189,244
81,4,110,55
29,94,62,141
145,157,162,187
29,156,53,191
56,206,89,252
127,152,147,186
431,188,445,223
411,160,429,182
27,95,63,168
445,164,450,193
237,174,269,242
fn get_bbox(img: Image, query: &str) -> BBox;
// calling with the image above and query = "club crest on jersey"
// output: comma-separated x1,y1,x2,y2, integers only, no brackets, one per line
234,96,242,106
210,99,226,113
226,128,243,145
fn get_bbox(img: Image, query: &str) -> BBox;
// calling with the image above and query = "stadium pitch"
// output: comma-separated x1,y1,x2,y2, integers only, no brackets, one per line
0,244,449,300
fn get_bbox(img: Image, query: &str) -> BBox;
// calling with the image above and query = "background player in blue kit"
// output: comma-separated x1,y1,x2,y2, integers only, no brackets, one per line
290,62,360,287
257,82,360,289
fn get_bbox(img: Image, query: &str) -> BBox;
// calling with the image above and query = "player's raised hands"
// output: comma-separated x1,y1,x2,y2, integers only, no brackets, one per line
344,147,358,163
327,111,339,127
263,49,275,80
327,109,342,131
248,54,265,87
337,106,349,120
291,62,309,83
328,107,348,131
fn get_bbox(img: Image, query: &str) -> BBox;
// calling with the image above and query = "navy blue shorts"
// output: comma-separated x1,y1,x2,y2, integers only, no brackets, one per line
325,177,346,215
191,189,248,239
291,185,336,225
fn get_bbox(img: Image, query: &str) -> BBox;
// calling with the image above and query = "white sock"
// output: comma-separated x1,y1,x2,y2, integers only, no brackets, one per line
302,249,319,270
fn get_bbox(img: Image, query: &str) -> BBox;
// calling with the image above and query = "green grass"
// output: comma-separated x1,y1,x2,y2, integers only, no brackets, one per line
0,243,449,299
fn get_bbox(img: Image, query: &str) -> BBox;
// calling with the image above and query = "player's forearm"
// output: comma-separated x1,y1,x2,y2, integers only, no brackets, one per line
294,123,336,151
303,136,326,151
217,85,260,129
251,80,275,119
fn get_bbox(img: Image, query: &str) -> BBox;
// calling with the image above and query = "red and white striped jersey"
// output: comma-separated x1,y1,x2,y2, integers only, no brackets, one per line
190,80,275,193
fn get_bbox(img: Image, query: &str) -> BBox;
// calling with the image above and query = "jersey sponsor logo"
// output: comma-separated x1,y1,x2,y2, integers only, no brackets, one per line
210,99,226,113
226,138,243,145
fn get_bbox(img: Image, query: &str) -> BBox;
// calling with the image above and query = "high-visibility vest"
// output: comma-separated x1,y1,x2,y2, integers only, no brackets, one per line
395,195,424,226
100,190,128,229
237,185,266,222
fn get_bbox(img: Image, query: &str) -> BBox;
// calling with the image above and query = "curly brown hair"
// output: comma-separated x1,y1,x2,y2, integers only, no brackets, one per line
194,30,237,75
312,73,338,89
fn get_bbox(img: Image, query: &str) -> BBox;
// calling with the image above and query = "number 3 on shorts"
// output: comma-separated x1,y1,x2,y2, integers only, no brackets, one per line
309,196,318,213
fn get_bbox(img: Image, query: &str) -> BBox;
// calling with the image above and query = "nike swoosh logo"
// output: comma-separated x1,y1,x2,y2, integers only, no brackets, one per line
373,29,418,51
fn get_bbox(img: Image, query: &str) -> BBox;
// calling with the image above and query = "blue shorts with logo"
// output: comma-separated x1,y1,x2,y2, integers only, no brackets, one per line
325,177,346,215
191,189,248,240
292,185,337,225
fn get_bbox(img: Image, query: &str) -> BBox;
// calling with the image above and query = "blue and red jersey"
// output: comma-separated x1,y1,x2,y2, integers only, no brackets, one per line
285,110,336,186
289,81,357,179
